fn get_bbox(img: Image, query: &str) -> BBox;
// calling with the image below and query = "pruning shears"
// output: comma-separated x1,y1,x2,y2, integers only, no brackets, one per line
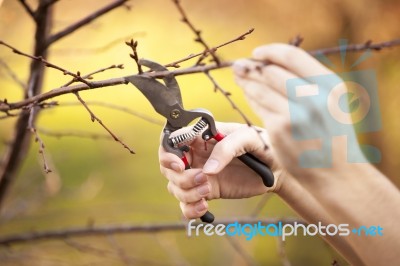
126,59,274,223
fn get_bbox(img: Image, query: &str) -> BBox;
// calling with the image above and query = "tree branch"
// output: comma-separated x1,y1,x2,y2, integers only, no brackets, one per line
46,0,129,46
28,106,52,173
0,40,92,87
37,127,113,140
58,101,164,125
125,39,143,73
0,217,304,246
164,28,254,68
74,92,135,154
2,37,400,114
0,58,27,91
308,38,400,56
0,1,53,210
17,0,36,20
172,0,220,65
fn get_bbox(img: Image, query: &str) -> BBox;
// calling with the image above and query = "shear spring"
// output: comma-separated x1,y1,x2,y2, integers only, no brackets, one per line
169,119,208,147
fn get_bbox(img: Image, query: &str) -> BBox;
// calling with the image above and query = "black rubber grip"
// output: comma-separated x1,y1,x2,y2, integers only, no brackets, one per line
238,153,275,187
200,211,215,223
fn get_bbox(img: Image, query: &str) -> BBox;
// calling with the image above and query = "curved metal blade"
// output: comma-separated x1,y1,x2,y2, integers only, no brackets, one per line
138,59,183,107
126,75,180,118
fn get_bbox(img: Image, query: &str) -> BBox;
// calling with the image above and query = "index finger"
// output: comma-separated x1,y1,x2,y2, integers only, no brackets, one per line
252,44,332,78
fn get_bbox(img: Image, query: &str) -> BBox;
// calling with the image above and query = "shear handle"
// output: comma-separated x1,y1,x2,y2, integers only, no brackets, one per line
212,133,275,187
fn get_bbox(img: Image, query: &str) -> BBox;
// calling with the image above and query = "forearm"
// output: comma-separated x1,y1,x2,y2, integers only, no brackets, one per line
296,163,400,265
277,174,364,265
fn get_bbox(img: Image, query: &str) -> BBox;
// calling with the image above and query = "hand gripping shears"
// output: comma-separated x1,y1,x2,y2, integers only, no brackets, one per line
126,59,274,223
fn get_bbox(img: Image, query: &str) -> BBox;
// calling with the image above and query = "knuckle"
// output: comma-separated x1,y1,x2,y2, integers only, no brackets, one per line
181,203,199,219
282,45,302,62
166,182,174,196
174,176,188,189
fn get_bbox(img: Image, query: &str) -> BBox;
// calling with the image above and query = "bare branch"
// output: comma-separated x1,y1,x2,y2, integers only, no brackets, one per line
0,2,53,209
204,71,252,126
59,101,163,125
18,0,35,20
204,71,270,150
74,92,135,154
289,35,304,47
47,0,129,46
28,107,51,173
37,127,113,140
250,193,273,217
2,38,400,114
0,40,92,87
107,234,134,266
275,236,291,266
0,217,304,246
125,39,143,74
0,58,27,91
65,239,170,265
172,0,220,65
309,38,400,56
0,112,19,120
61,64,124,88
42,0,60,8
165,28,254,68
53,32,146,55
225,236,259,266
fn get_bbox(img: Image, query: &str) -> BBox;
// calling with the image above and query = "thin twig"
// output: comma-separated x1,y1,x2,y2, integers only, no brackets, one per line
275,236,291,266
225,236,259,266
59,101,163,126
61,64,124,88
0,217,305,245
37,127,113,140
0,112,19,120
53,32,146,55
0,58,27,91
28,106,52,173
2,38,400,114
165,28,254,68
65,238,168,266
46,0,129,46
172,0,220,65
107,234,134,266
250,193,273,217
17,0,36,20
42,0,60,8
289,35,304,47
74,92,135,154
309,38,400,56
125,39,143,73
203,71,252,125
204,71,270,150
0,40,92,87
154,234,190,266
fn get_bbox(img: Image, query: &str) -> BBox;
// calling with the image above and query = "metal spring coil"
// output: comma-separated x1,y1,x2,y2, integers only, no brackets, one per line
169,119,208,147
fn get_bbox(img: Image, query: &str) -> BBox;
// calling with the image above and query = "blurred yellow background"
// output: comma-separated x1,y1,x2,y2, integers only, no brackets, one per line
0,0,400,265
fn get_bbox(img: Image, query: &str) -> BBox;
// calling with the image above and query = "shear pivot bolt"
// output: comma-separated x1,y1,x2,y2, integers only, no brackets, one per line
170,109,180,119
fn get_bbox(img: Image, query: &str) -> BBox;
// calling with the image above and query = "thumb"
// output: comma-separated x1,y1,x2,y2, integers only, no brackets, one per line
202,127,258,175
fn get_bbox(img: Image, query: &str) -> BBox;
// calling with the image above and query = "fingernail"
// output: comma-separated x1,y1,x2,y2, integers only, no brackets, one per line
196,184,210,196
170,162,182,172
203,159,219,174
195,200,207,213
194,173,207,185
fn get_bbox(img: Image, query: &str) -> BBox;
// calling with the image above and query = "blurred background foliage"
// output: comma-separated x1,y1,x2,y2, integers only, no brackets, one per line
0,0,399,265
